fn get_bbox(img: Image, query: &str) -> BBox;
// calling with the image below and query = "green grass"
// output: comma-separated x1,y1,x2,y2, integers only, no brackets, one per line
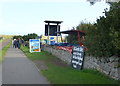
21,46,53,61
21,46,120,85
0,35,13,39
0,39,7,43
42,64,118,84
0,40,12,63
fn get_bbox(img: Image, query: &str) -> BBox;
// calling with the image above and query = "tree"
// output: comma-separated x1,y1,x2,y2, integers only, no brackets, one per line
22,33,38,41
87,2,120,57
67,2,120,57
67,22,92,45
13,35,22,40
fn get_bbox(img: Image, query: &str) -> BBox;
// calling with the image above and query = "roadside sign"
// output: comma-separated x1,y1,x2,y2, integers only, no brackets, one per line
71,46,85,70
29,39,41,53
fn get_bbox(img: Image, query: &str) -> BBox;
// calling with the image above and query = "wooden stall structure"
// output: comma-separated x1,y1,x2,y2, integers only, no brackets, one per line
57,30,87,53
44,20,63,44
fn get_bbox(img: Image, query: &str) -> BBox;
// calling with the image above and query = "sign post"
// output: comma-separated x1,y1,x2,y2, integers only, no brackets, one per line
29,39,41,53
71,46,85,70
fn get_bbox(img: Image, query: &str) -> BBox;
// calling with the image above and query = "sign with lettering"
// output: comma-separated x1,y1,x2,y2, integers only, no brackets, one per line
29,39,41,53
71,46,85,70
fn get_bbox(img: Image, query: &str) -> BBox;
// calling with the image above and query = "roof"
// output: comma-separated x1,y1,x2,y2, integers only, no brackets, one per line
56,30,86,36
44,20,63,24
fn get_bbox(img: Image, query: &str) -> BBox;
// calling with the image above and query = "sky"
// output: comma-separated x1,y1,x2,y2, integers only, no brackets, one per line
0,0,110,36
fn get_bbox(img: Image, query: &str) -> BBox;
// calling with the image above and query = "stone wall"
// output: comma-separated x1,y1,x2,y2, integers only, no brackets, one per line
42,45,72,64
83,56,120,80
41,45,120,80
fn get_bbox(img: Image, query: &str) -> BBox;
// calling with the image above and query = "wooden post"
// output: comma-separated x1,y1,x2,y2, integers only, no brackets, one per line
48,23,50,44
57,23,59,43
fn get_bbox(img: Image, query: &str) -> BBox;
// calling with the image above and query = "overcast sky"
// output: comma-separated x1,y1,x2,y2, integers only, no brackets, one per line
0,0,110,36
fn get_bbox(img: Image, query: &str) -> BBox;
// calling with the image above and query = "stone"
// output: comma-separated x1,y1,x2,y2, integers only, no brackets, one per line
41,45,120,80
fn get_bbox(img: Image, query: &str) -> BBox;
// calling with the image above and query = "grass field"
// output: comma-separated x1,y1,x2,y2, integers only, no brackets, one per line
0,35,13,39
0,40,12,63
21,46,119,85
0,39,7,43
0,34,13,43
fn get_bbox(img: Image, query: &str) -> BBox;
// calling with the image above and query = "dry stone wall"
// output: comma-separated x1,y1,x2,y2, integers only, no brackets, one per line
41,45,120,80
42,45,72,64
83,56,120,80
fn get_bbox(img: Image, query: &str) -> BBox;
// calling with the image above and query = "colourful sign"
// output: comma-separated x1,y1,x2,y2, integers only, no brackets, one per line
29,39,41,53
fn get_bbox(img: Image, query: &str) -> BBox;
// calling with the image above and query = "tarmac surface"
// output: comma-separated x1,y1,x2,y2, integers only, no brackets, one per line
2,45,50,84
0,39,11,85
0,65,2,85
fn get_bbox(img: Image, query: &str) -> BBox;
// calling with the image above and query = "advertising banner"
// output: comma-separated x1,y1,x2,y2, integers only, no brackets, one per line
29,39,41,53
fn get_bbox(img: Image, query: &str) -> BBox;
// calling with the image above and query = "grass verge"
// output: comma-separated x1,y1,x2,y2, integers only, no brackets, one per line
0,39,7,43
21,46,120,85
0,40,12,63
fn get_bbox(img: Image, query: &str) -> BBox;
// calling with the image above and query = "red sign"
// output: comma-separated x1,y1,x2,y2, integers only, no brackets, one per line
57,46,73,53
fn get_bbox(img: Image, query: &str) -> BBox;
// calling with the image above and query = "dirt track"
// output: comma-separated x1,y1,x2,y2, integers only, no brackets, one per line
0,39,11,51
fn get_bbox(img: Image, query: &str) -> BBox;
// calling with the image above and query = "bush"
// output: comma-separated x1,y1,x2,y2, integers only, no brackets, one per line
22,33,38,41
67,2,120,57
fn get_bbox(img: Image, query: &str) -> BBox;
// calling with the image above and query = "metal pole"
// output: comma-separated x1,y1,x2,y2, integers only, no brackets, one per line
61,35,63,43
78,31,81,46
48,23,50,44
57,23,59,44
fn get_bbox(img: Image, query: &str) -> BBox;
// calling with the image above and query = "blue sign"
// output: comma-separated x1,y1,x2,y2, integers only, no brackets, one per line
29,39,41,53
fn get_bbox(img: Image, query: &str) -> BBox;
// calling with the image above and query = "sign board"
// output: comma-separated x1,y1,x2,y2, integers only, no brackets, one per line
45,25,60,36
71,46,85,70
29,39,41,53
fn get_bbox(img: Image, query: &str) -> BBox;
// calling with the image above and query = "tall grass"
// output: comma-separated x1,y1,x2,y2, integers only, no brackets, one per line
0,40,12,63
0,39,7,43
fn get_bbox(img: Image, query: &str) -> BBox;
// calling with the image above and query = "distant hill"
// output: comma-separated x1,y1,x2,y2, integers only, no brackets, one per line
0,35,14,39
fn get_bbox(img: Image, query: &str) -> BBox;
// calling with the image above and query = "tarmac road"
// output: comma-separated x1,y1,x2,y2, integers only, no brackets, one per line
2,45,50,84
0,39,11,85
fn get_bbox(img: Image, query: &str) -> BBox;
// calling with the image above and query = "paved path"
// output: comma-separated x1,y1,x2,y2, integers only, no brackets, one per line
2,45,50,84
0,65,2,85
0,39,11,85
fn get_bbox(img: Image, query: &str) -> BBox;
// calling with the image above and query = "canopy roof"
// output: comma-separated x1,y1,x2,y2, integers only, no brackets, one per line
44,20,63,24
56,30,86,36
